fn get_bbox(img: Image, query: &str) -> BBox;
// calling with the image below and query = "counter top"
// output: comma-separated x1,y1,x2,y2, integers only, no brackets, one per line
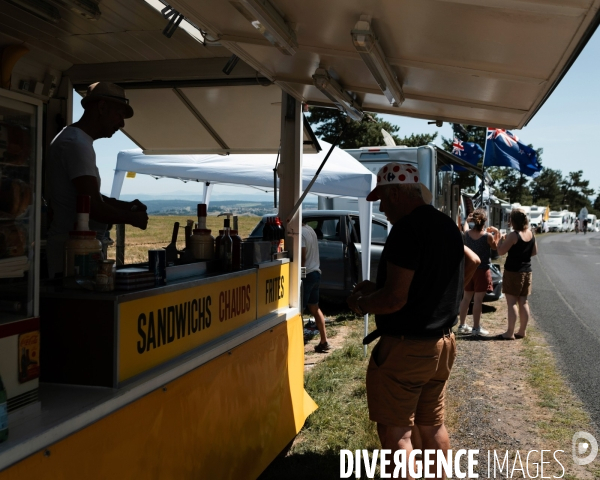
40,258,289,303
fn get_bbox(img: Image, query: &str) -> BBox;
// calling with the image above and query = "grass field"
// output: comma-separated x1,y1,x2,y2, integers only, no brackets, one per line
106,214,261,264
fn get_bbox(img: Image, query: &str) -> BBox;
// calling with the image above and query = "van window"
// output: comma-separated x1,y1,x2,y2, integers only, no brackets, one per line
359,152,390,160
371,222,388,244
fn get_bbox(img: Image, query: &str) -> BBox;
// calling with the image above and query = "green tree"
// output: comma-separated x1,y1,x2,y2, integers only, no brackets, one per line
560,171,595,212
498,169,532,205
530,168,563,209
593,195,600,214
307,107,437,149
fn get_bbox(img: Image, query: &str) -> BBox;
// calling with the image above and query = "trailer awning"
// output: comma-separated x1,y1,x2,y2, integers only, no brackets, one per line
2,0,599,146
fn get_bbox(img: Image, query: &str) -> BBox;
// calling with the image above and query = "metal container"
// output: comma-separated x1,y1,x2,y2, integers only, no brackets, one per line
148,249,167,286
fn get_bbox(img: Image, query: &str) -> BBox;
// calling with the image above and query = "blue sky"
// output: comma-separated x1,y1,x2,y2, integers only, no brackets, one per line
87,27,600,200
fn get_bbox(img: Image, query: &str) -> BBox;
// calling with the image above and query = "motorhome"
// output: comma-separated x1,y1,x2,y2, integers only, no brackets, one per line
587,214,598,232
547,210,568,232
566,212,576,232
529,206,547,232
332,145,482,223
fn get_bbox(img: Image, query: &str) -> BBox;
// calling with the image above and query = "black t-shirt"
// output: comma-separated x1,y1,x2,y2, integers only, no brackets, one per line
375,205,464,336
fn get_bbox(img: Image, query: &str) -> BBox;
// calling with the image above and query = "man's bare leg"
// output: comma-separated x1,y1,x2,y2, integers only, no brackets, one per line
377,424,415,480
416,424,451,480
308,303,327,345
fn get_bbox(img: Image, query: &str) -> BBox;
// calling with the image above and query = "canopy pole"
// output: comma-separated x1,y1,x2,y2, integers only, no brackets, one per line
358,197,374,356
278,92,303,309
285,122,346,225
202,182,213,207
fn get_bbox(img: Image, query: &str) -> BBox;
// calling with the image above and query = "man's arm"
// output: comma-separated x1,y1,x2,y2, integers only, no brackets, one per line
72,176,148,229
463,245,480,287
102,195,147,212
347,262,414,315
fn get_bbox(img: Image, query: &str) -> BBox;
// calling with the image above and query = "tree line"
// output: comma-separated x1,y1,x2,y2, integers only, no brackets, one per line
307,108,599,215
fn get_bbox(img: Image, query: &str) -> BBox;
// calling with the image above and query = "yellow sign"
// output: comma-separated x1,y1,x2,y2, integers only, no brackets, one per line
126,171,136,178
118,272,256,382
257,263,290,318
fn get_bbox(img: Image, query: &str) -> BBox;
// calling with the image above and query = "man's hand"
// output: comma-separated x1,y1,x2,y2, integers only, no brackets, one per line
130,199,147,212
131,211,149,230
352,280,376,295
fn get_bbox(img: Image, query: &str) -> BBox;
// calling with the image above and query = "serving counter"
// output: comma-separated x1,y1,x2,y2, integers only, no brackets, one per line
0,258,317,478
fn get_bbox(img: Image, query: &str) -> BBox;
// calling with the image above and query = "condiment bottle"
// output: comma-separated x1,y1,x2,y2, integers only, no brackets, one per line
191,228,215,260
275,216,285,253
65,194,102,279
0,374,8,443
231,216,242,270
197,203,208,229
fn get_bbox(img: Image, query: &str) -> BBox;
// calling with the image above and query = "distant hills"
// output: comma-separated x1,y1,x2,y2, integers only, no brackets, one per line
122,198,316,216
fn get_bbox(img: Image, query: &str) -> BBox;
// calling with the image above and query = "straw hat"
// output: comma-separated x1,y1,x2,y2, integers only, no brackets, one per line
81,82,133,118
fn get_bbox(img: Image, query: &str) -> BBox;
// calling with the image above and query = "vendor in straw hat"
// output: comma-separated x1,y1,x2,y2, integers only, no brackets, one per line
46,82,149,278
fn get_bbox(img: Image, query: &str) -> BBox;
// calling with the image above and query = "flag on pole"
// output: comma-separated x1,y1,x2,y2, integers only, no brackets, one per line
440,138,483,172
483,128,541,178
451,138,483,166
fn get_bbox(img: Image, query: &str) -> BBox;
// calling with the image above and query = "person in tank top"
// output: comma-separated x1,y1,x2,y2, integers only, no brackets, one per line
496,208,538,339
457,209,500,336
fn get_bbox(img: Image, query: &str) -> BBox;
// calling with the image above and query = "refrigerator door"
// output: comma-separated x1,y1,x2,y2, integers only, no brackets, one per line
0,89,43,322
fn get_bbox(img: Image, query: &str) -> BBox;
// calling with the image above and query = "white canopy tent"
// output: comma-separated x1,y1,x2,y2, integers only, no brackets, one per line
110,141,377,294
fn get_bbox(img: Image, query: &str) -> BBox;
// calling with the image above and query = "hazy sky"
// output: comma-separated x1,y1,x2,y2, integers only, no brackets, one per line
86,28,600,200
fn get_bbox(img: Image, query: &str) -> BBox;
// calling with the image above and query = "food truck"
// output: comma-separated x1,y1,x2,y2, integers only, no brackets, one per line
1,0,599,477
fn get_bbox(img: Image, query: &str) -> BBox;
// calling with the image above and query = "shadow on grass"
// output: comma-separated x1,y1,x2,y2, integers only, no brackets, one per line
258,452,342,480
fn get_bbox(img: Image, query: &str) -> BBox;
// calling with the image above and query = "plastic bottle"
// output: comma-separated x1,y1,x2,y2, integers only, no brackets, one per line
231,216,242,270
0,374,8,443
218,213,233,272
275,217,285,253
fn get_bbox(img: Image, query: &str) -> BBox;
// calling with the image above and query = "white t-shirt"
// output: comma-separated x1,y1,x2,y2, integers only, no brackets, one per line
301,224,321,274
46,126,104,276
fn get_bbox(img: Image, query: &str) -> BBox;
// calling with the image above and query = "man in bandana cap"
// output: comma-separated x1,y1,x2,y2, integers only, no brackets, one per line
347,163,479,477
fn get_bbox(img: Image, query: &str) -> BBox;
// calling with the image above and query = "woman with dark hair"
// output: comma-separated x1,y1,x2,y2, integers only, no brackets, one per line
458,208,500,336
496,208,538,339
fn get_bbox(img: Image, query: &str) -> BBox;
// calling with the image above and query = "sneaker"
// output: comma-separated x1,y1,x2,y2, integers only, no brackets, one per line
457,324,472,334
314,342,330,353
471,326,489,336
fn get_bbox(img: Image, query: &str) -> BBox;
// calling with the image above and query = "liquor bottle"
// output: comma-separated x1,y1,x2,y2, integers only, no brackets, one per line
231,216,242,270
219,215,233,272
0,374,8,443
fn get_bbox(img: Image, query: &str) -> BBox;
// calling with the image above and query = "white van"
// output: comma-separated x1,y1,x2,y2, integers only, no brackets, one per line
529,205,546,232
587,214,598,232
547,211,566,232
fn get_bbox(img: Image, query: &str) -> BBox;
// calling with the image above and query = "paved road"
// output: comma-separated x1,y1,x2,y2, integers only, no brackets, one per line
530,231,600,428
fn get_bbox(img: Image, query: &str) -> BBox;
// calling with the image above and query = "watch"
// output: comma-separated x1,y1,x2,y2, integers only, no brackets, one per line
355,296,365,316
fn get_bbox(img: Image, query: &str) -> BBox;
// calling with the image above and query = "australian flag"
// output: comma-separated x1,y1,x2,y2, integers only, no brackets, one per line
483,128,541,178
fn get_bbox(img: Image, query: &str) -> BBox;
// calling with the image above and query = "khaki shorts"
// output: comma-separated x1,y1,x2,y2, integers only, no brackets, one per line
502,270,532,297
366,334,456,428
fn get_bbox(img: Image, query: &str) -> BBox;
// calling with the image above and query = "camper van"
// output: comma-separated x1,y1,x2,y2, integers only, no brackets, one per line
338,144,482,223
587,214,598,232
547,210,568,232
529,206,547,232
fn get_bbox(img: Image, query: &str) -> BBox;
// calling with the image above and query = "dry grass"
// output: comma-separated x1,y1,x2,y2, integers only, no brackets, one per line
106,214,260,264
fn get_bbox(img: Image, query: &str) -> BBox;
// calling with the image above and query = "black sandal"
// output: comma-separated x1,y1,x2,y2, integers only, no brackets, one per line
314,342,330,353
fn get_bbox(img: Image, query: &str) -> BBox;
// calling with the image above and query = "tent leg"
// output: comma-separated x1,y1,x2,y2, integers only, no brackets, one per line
116,224,125,266
278,92,303,309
